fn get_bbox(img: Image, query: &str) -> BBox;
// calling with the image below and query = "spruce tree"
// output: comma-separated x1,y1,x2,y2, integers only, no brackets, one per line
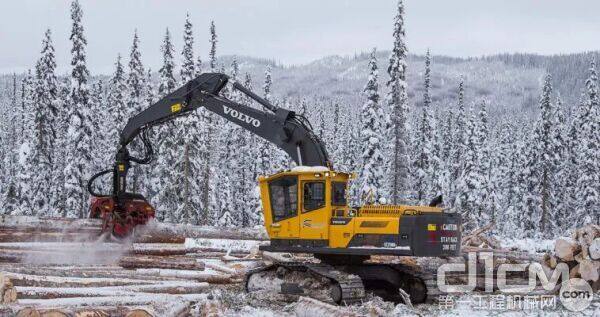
358,49,385,204
63,0,93,217
199,20,219,224
180,14,195,83
209,21,217,71
537,75,555,235
125,30,147,194
413,51,436,203
107,54,126,145
386,0,410,204
451,77,467,191
423,49,432,108
158,28,176,96
575,62,600,226
17,70,37,215
455,106,482,229
33,29,59,215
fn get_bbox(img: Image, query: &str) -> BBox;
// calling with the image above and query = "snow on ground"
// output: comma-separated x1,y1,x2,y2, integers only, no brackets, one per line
184,237,266,253
499,236,555,254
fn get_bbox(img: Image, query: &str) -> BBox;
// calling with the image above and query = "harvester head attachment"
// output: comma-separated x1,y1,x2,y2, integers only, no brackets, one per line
89,193,155,238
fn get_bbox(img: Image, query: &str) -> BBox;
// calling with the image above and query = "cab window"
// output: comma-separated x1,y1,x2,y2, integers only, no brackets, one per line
303,182,325,212
269,176,298,222
332,182,347,206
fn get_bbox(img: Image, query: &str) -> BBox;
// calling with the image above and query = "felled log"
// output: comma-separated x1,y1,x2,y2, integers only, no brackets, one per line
262,251,293,263
461,246,544,262
554,237,581,261
4,272,153,288
0,215,268,242
205,262,237,275
461,222,495,246
16,282,208,300
119,256,205,271
14,307,155,317
589,238,600,261
16,307,41,317
569,264,580,279
135,269,233,284
128,247,188,257
0,266,178,282
572,225,600,259
0,273,17,304
578,259,599,282
162,301,193,317
294,296,357,317
543,253,559,269
125,309,154,317
133,234,185,244
16,293,207,308
0,231,97,243
137,221,268,241
15,306,149,317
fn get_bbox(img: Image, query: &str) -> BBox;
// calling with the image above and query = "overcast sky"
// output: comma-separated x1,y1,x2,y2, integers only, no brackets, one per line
1,0,599,74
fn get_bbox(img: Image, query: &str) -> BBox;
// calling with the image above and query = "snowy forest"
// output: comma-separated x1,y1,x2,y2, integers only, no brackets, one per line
0,0,598,239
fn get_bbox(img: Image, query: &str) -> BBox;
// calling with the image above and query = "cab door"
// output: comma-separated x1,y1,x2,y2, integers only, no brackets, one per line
299,180,329,243
267,176,300,238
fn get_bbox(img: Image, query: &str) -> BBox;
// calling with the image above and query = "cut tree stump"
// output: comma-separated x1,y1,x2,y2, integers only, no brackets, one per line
119,256,205,271
554,237,581,261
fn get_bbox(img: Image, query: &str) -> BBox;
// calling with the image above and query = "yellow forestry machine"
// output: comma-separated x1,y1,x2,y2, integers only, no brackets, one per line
88,73,462,304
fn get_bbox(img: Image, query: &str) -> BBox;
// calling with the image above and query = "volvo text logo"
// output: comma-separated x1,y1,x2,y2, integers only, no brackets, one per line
223,105,261,127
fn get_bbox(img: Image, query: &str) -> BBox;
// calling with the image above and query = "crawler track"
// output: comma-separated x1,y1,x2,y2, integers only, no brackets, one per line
245,260,445,305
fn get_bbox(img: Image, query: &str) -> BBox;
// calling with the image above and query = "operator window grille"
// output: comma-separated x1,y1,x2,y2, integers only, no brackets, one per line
303,182,325,213
269,176,298,222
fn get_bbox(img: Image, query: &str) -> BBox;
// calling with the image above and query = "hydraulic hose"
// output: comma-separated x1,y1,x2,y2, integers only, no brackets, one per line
87,169,112,197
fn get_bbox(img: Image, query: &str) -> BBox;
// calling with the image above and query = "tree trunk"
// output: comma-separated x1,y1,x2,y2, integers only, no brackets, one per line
119,256,205,271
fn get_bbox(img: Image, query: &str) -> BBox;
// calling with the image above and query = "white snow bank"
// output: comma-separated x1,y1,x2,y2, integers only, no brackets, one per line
291,166,329,173
500,236,554,254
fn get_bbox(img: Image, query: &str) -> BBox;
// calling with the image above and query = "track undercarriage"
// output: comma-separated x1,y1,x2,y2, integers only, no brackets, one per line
245,255,443,305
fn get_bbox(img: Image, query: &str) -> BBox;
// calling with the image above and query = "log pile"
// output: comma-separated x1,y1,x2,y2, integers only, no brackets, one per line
0,215,265,316
545,225,600,291
461,223,502,249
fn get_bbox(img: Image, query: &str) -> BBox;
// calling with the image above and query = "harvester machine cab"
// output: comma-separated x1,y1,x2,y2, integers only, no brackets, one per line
258,166,462,258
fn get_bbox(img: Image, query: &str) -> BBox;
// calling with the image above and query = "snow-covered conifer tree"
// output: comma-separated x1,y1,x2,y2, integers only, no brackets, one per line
450,77,467,195
125,30,147,194
209,21,217,71
17,71,37,215
158,28,176,96
32,29,59,215
423,49,432,108
63,0,93,217
574,62,600,226
386,0,410,204
413,50,436,203
107,55,126,146
358,49,385,204
180,14,195,83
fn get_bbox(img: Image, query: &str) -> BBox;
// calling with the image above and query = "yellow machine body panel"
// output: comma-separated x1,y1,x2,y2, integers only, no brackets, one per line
258,168,461,257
